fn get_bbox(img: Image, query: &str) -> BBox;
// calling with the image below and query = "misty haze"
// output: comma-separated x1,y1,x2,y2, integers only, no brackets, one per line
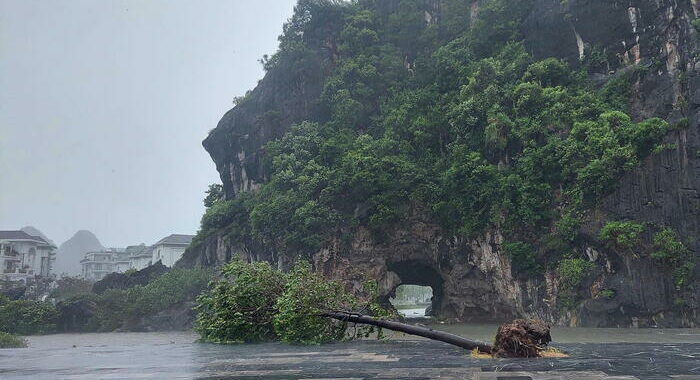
0,0,698,379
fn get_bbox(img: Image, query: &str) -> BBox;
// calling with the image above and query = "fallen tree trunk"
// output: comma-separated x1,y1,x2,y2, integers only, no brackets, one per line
320,311,494,353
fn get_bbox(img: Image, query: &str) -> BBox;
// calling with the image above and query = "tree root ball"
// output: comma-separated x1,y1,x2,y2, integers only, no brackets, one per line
493,319,552,357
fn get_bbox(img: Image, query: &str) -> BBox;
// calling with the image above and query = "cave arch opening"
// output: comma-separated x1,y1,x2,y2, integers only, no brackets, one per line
386,260,445,319
390,284,433,318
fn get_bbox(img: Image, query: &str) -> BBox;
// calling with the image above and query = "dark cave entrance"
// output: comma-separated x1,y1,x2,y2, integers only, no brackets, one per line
386,261,444,319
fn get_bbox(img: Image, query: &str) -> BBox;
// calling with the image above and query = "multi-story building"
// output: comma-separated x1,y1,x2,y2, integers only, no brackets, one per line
80,250,116,281
127,244,153,271
151,234,193,267
112,249,133,273
0,230,56,282
80,234,194,280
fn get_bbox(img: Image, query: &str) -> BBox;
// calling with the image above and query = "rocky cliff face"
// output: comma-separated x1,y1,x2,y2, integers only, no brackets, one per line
185,0,699,327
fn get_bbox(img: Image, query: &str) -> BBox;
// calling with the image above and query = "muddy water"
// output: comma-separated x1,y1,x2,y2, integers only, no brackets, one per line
0,329,698,379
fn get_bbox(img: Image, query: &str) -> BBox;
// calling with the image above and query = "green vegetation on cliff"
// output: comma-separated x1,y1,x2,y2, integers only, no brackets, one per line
652,228,694,289
599,221,645,255
598,221,694,291
196,0,680,307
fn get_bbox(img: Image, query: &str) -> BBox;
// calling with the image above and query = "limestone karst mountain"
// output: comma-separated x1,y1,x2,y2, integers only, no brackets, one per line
182,0,699,327
55,230,104,276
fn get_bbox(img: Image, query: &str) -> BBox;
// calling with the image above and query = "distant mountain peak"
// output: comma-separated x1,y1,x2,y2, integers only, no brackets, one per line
55,230,105,276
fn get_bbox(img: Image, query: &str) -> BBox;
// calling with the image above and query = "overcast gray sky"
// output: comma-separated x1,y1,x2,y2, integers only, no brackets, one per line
0,0,296,247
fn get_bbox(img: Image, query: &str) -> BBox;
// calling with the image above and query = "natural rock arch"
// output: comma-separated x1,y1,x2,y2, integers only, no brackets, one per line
314,223,523,322
385,260,444,317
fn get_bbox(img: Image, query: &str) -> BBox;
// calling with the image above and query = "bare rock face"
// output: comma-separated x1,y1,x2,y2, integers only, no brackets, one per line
202,41,329,200
186,0,699,327
313,219,524,322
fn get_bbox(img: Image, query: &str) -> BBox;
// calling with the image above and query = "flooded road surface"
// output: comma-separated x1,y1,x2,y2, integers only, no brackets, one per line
0,329,699,379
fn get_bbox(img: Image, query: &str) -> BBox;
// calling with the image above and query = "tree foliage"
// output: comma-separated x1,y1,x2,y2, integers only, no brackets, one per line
274,262,359,344
196,259,388,345
203,184,224,208
195,260,285,343
652,228,694,289
556,257,594,309
0,295,58,335
599,221,645,254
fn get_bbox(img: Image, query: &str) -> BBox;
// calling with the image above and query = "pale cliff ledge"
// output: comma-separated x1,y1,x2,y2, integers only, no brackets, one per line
182,0,699,327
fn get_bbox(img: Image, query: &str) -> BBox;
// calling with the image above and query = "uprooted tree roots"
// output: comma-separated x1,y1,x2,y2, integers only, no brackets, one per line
321,311,557,358
492,319,552,357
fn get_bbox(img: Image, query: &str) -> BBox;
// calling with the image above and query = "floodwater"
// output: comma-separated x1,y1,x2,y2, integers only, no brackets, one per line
396,306,430,318
0,328,699,379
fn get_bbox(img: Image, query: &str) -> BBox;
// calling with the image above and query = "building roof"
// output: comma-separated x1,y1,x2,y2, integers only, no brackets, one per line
0,230,55,247
154,234,193,246
127,244,153,258
0,231,34,240
125,244,147,253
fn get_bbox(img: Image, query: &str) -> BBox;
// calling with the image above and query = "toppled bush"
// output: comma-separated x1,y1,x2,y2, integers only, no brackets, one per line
274,262,359,344
195,260,285,343
195,259,388,345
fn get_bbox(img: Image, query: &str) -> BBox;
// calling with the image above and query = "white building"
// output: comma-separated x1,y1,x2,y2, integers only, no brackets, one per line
126,244,152,271
80,234,194,280
112,250,132,273
80,251,116,281
0,231,56,283
151,234,193,267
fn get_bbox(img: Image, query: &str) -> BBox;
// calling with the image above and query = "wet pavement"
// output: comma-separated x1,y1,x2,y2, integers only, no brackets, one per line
0,331,698,379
